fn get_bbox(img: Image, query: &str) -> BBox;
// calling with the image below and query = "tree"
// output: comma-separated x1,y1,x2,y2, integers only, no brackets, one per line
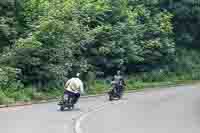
1,0,175,89
160,0,200,48
0,0,17,52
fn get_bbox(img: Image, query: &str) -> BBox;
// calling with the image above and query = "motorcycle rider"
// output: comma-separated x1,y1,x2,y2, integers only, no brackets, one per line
111,70,126,97
63,73,84,105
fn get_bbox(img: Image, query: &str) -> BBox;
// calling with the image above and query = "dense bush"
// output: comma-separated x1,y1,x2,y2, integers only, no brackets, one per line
0,0,17,52
0,66,22,90
0,0,175,89
1,0,200,100
160,0,200,47
0,90,14,104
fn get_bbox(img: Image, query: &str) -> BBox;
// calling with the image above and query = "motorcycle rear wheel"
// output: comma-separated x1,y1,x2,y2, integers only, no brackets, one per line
60,106,65,111
109,94,113,101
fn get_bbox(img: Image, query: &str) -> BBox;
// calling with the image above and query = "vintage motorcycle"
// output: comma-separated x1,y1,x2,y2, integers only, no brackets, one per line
58,92,75,111
108,83,124,101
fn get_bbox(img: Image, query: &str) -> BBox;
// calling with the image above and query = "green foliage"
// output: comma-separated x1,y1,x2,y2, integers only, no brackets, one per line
160,0,200,47
173,48,200,78
16,36,42,49
73,0,175,73
0,0,173,89
4,0,200,101
0,90,14,105
5,90,30,102
87,80,109,94
0,0,17,52
0,66,22,90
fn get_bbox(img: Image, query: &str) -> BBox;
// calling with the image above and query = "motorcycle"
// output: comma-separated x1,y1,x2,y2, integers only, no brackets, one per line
108,84,124,101
58,93,75,111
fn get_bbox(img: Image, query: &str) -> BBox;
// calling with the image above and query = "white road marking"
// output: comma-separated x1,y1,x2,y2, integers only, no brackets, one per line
74,100,127,133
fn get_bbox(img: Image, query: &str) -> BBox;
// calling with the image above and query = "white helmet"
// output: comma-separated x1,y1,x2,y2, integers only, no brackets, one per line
76,73,80,77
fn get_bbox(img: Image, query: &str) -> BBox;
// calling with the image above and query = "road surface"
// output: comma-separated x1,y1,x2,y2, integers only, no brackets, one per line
1,85,200,133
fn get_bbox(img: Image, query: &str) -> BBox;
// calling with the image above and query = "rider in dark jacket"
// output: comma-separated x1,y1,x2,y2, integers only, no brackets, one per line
111,70,126,97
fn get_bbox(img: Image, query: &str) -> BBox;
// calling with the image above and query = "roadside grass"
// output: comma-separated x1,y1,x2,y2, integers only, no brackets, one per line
87,70,200,95
0,90,14,105
1,72,200,105
0,87,63,105
2,66,200,105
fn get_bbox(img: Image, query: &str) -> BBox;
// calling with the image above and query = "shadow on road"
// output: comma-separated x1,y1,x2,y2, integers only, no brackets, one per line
57,108,81,112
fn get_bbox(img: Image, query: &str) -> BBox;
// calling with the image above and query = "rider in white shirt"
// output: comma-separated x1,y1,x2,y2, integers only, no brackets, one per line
64,73,84,104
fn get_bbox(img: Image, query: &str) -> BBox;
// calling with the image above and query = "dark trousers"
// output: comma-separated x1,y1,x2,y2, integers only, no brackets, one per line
64,90,80,104
114,85,124,96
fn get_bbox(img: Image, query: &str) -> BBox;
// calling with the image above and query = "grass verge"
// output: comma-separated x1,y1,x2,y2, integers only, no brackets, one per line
0,78,200,105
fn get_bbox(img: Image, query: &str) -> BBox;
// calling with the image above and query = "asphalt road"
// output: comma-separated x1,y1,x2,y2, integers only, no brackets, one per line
1,85,200,133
